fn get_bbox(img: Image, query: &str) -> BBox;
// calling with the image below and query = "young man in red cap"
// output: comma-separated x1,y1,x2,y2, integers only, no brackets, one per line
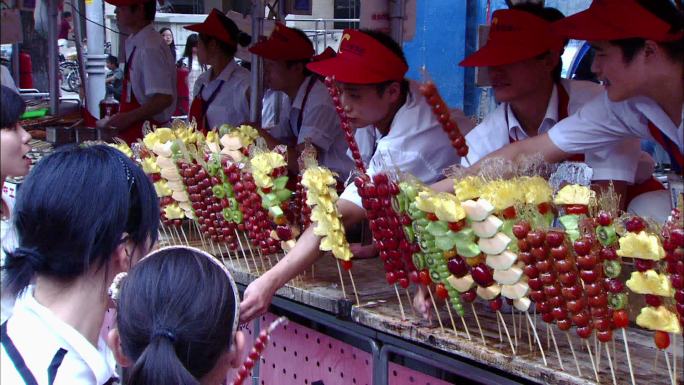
239,29,460,323
468,0,682,221
451,5,661,211
249,23,353,180
184,9,251,132
104,0,176,144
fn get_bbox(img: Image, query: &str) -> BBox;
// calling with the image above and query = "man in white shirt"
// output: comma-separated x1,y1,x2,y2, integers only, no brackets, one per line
239,29,460,323
104,0,176,144
455,5,661,209
466,0,682,221
249,23,354,180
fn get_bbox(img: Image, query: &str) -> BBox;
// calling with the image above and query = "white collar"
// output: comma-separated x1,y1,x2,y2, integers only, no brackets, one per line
13,287,117,384
126,24,156,51
505,83,559,139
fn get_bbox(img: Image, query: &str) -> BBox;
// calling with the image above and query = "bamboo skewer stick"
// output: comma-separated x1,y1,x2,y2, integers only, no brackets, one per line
406,289,416,318
605,343,617,385
179,224,189,244
526,313,546,366
549,327,563,370
566,332,582,377
460,316,472,341
256,248,268,272
233,230,252,274
585,339,600,384
672,334,678,385
347,270,360,306
512,308,518,350
654,346,660,371
497,312,503,345
664,349,675,385
595,334,601,367
526,312,532,352
621,328,636,385
426,287,443,331
335,259,347,299
445,303,459,336
497,311,516,355
395,284,407,321
472,303,487,347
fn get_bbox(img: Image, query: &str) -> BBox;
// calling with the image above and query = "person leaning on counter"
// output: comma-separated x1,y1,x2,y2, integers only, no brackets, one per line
249,23,354,181
238,29,460,323
441,0,682,221
435,4,664,214
104,0,177,144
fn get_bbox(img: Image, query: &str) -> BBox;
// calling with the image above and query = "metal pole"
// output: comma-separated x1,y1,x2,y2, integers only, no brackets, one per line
72,1,87,103
11,44,20,87
47,0,59,115
85,0,108,118
390,0,405,44
249,0,264,124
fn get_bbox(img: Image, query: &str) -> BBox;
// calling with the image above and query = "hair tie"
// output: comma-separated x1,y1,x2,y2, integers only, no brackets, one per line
152,328,176,343
11,247,46,270
108,272,128,304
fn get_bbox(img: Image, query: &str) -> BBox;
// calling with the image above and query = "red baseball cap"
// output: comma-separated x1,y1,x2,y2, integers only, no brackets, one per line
184,9,236,46
460,9,565,67
553,0,683,42
248,22,314,61
104,0,153,6
312,46,336,62
306,29,408,84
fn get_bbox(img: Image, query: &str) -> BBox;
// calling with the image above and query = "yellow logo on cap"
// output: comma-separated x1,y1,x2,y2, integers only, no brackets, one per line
492,17,498,25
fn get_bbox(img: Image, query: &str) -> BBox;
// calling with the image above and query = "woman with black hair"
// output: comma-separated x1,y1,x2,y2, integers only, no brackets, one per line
177,33,206,101
159,27,177,61
0,85,31,322
184,9,252,132
107,246,245,385
1,144,159,384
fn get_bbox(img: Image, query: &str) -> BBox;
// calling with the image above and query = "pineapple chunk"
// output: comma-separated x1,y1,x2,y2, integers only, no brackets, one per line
626,270,674,297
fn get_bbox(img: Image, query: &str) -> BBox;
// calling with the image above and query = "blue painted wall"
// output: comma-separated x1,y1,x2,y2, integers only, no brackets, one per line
402,0,468,109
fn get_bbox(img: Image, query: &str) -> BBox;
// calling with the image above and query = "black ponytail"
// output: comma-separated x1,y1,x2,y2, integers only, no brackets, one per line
127,336,199,385
117,247,238,384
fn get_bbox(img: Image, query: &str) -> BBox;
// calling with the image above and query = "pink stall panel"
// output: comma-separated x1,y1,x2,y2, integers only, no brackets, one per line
388,362,453,385
258,313,373,385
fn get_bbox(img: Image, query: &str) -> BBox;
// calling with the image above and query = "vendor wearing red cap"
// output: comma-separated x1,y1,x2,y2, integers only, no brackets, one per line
443,5,661,211
184,9,251,132
239,29,459,323
105,0,176,144
472,0,682,221
249,23,353,179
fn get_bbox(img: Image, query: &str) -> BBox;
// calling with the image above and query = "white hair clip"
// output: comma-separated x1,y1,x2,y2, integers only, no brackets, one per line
108,271,128,304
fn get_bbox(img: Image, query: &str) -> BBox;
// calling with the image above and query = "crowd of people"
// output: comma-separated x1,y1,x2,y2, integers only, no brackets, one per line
0,0,682,383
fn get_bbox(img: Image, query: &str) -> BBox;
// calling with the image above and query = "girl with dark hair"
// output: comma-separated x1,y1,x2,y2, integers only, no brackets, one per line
107,246,245,385
160,27,177,61
184,9,252,132
178,33,206,101
459,0,683,222
1,144,159,384
0,85,31,322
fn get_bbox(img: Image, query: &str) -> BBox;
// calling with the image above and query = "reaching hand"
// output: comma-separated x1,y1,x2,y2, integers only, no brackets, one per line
413,285,433,322
106,111,136,131
239,275,277,324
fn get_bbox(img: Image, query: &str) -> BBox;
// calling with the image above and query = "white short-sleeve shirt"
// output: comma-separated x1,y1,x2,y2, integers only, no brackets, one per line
192,60,251,129
548,93,683,160
464,79,649,183
340,80,461,208
270,76,354,179
262,89,291,128
1,287,117,385
125,24,177,123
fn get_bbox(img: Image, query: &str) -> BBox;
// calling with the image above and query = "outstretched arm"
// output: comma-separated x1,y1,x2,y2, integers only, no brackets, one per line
239,199,366,323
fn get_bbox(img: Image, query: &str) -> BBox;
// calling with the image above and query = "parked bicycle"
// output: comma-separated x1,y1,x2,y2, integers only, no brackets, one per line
59,53,80,93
